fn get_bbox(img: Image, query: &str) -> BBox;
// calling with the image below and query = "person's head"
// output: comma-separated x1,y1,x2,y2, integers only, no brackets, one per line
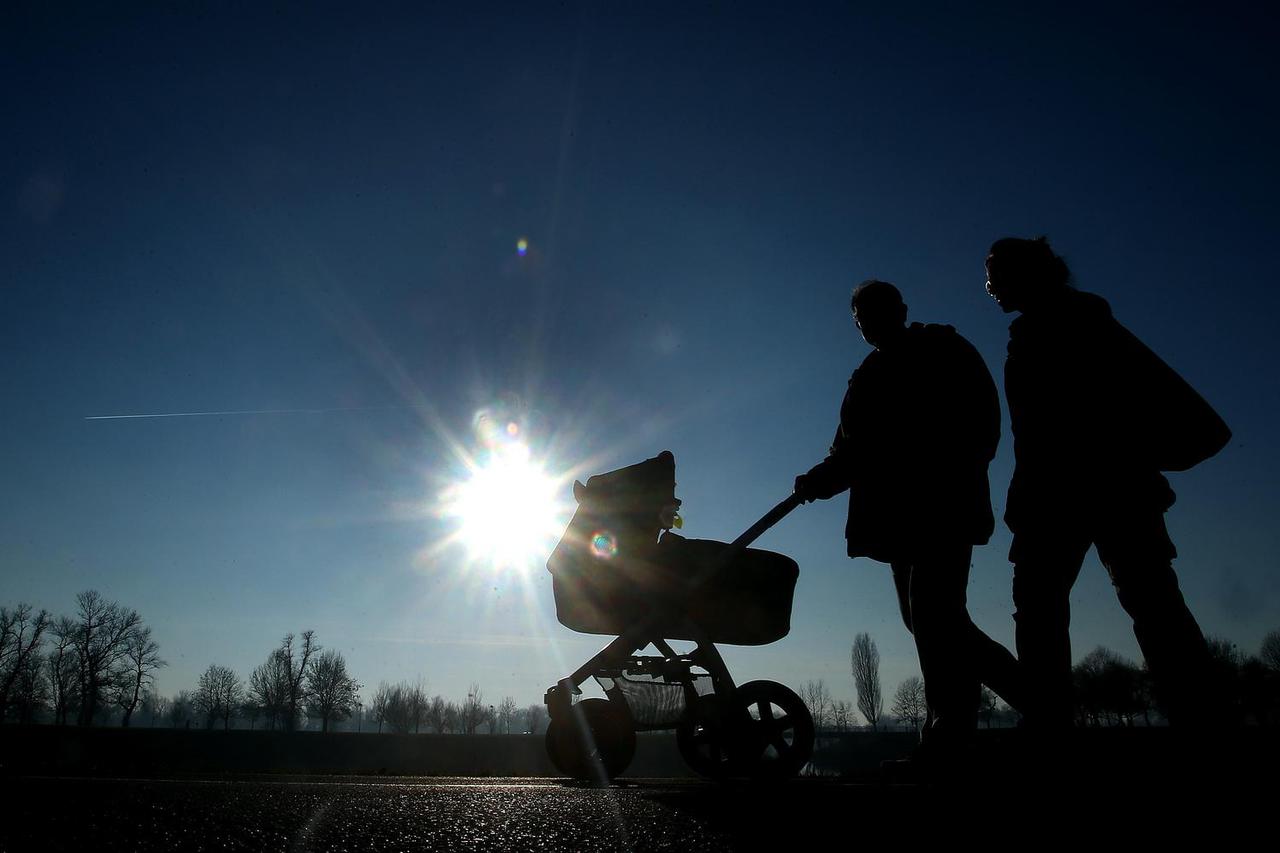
851,279,907,349
984,236,1072,313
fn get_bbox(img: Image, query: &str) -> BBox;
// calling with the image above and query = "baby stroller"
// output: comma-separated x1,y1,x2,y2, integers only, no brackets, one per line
544,450,812,781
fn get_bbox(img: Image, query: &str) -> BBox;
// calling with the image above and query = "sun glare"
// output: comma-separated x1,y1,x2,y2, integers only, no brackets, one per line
442,441,564,571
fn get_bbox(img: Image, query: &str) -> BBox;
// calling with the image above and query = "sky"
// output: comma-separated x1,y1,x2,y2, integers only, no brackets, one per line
3,2,1278,714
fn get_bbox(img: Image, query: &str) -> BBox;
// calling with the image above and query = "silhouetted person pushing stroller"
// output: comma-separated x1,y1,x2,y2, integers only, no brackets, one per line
795,280,1021,758
984,236,1230,729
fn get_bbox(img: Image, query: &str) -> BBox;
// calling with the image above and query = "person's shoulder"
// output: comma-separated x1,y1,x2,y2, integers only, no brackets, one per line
1011,288,1114,336
910,321,979,352
1064,288,1114,320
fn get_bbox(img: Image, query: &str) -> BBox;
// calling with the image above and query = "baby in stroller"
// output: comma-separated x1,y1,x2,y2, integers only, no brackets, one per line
544,451,813,781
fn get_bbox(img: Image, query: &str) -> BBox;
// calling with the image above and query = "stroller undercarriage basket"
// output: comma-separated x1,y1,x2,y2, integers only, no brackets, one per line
597,666,714,730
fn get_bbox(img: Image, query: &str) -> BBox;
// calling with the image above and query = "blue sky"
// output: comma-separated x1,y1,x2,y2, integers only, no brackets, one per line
3,2,1277,712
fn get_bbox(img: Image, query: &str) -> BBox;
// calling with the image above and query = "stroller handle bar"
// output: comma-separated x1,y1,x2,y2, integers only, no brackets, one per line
727,492,804,553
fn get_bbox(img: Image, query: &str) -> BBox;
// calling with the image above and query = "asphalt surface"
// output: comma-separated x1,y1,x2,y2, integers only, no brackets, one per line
0,771,1267,851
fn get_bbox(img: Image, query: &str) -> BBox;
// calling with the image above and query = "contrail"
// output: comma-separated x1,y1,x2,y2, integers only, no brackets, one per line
84,406,401,421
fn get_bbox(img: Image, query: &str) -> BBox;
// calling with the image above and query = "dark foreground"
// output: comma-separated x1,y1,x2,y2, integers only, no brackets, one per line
0,765,1272,853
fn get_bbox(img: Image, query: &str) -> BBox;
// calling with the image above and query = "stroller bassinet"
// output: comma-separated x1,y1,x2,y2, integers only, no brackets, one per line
547,450,798,644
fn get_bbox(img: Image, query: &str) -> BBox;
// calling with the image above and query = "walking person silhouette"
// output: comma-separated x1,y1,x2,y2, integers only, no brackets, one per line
796,280,1022,764
984,236,1230,729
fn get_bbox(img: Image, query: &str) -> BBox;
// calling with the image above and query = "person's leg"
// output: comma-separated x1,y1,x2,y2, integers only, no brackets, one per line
1010,528,1091,729
908,543,981,739
1095,513,1215,727
967,618,1024,715
904,549,1022,713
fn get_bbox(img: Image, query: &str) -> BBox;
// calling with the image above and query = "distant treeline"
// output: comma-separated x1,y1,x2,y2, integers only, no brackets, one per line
1066,636,1280,727
0,592,541,735
4,593,1278,733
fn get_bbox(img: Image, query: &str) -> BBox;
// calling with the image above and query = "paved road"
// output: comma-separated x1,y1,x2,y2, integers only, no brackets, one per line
0,772,1266,851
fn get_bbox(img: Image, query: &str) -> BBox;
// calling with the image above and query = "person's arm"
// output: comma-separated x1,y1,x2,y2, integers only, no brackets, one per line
795,378,858,502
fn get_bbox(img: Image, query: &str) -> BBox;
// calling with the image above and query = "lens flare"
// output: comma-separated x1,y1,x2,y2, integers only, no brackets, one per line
589,531,618,559
516,238,529,257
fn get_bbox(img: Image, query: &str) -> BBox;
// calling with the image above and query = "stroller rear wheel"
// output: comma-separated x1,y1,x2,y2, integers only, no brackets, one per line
730,680,814,780
545,698,636,782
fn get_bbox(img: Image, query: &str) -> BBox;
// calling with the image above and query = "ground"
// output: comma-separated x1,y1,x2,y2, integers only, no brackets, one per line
0,770,1267,852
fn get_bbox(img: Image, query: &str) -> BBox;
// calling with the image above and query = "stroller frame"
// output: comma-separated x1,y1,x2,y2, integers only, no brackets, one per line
544,494,813,781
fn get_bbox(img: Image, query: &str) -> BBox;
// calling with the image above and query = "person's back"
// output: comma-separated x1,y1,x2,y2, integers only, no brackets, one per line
1004,287,1175,529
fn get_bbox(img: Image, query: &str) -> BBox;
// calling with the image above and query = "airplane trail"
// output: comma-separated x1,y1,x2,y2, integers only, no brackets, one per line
84,406,400,421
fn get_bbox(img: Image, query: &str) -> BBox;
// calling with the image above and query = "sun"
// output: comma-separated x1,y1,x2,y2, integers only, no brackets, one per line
441,441,565,571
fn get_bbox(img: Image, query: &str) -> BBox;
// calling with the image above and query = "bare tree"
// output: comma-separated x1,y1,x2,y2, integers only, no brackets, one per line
891,676,927,731
496,696,518,734
278,631,319,732
46,617,79,725
384,684,413,734
249,649,291,730
71,591,143,726
1259,629,1280,673
370,682,392,733
9,648,50,723
142,691,167,727
241,699,262,730
0,603,51,720
407,682,428,734
523,703,549,735
443,700,461,733
799,680,833,732
851,633,883,729
460,684,487,734
831,700,854,732
115,626,165,727
168,690,193,728
305,649,360,733
1074,646,1149,726
196,666,219,729
427,695,448,733
196,664,243,730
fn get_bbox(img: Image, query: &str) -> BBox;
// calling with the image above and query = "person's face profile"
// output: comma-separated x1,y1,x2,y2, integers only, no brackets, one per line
985,253,1020,313
852,301,901,347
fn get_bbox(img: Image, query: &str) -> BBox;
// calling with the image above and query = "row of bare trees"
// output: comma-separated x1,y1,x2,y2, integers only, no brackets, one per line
798,680,857,731
879,629,1280,732
792,633,888,732
368,681,548,735
0,592,165,727
170,632,362,732
1072,633,1280,727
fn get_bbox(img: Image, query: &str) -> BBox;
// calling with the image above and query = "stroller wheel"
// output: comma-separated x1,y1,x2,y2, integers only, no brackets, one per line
676,694,734,779
730,680,815,780
545,698,636,782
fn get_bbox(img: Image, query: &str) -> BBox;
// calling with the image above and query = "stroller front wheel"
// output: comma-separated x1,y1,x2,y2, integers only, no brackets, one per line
545,697,636,782
676,693,734,779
